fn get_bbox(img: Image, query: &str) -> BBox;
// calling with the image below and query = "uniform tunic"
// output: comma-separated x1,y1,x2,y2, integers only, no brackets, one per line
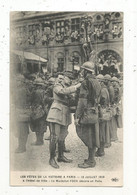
46,82,78,142
99,84,111,144
47,82,77,126
108,83,118,141
30,87,47,134
76,74,101,148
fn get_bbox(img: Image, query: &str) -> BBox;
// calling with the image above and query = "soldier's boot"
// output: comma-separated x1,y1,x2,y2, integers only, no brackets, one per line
95,142,105,157
49,141,59,169
15,129,28,153
63,140,70,153
57,141,72,163
79,147,96,168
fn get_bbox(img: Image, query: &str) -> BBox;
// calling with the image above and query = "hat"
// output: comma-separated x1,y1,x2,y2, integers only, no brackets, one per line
33,77,46,86
104,74,111,80
64,71,74,79
112,76,119,82
96,74,104,81
48,77,56,84
81,61,95,73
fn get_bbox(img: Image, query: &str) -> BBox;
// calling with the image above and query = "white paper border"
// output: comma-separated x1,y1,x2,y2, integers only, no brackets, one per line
0,0,137,194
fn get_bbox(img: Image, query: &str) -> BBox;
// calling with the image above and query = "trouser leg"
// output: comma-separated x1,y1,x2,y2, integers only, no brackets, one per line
88,147,96,163
36,132,44,144
15,122,29,153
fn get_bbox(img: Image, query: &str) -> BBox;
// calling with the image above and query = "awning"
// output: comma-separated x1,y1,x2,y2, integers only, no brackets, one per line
12,50,47,63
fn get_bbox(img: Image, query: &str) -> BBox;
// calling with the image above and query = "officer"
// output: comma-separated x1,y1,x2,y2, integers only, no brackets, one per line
44,77,56,141
75,61,101,168
12,73,32,153
96,74,111,156
46,72,81,169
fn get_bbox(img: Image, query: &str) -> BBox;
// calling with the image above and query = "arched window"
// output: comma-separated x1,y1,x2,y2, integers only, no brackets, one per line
71,51,81,71
97,50,122,76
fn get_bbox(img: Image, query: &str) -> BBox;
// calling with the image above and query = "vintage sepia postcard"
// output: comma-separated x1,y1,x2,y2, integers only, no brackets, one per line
10,11,123,187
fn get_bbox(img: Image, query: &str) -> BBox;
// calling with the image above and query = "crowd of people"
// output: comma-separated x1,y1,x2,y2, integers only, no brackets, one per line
11,60,123,169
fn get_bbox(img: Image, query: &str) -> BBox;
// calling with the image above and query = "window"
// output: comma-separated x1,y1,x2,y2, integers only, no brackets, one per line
28,24,40,36
33,63,39,73
71,18,80,33
56,21,65,35
16,26,24,38
112,22,122,39
57,58,64,72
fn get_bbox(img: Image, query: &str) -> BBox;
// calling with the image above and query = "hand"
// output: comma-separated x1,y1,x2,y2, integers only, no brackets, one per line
75,118,80,126
75,83,81,89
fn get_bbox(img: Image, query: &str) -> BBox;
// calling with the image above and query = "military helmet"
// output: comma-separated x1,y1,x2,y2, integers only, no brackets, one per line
81,61,95,73
48,77,56,83
112,76,119,82
104,74,111,80
33,77,46,86
96,74,104,81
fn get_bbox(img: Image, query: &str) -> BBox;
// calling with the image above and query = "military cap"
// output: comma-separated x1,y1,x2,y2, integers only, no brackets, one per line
48,77,56,84
81,61,95,73
104,74,111,80
96,74,104,81
64,71,74,79
54,72,64,78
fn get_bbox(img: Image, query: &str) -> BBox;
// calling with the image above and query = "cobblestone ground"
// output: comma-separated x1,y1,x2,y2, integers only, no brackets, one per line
11,117,123,172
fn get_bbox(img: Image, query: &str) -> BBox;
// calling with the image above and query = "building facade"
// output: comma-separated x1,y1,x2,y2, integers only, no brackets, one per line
10,11,123,75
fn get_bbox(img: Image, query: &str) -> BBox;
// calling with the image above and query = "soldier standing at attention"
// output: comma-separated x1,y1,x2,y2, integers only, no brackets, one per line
96,74,111,156
75,61,101,168
104,74,117,143
30,80,47,146
12,73,32,153
46,72,81,169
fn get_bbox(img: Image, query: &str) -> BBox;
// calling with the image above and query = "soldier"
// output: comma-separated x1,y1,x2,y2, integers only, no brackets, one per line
96,74,111,156
75,61,101,168
112,76,123,128
12,73,32,153
46,72,81,169
30,81,47,145
104,74,117,143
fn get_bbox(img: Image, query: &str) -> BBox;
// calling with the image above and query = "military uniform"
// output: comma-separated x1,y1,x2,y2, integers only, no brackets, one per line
75,66,101,168
30,84,47,145
107,81,118,142
46,80,79,168
113,78,123,128
96,76,111,156
12,74,32,153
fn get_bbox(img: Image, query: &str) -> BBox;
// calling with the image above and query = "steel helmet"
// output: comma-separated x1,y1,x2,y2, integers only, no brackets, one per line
104,74,111,80
96,74,104,81
48,77,56,83
81,61,95,73
112,76,119,82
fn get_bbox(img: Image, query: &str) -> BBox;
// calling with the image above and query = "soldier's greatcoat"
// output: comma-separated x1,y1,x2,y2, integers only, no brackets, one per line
99,84,111,144
76,74,101,148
